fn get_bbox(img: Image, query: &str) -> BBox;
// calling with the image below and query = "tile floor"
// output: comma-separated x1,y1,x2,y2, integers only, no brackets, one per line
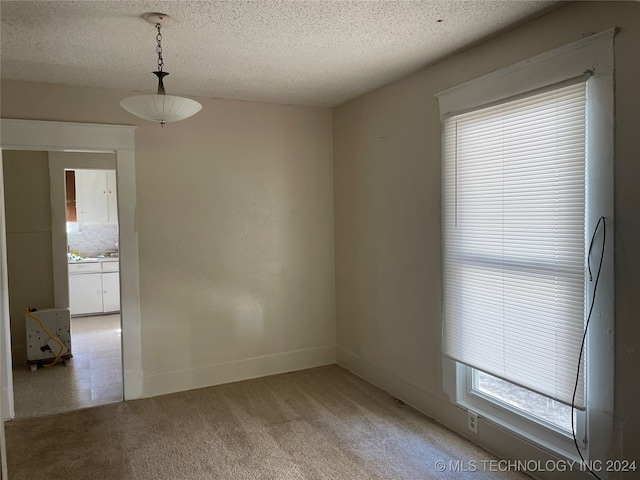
11,314,123,418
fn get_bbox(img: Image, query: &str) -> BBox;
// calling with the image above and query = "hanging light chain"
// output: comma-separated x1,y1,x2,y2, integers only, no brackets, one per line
155,23,164,72
151,21,169,97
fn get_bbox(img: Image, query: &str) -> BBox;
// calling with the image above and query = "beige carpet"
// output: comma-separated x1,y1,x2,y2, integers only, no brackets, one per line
5,365,529,480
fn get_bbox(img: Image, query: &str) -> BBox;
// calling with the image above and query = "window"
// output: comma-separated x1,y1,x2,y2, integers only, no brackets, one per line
444,79,588,407
444,79,589,451
473,370,575,434
436,29,614,461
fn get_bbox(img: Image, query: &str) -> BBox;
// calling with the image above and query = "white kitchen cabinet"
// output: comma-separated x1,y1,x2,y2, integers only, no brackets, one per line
75,169,118,225
69,272,103,315
106,170,118,224
101,272,120,313
68,260,120,315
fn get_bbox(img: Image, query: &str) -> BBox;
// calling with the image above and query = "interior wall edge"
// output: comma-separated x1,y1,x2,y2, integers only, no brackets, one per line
142,345,337,398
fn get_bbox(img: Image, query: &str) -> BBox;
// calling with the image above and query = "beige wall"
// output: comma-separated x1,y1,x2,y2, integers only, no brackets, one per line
1,81,336,396
2,151,54,363
333,0,639,474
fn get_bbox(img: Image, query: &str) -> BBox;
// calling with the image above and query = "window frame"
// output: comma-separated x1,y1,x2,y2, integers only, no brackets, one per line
459,364,587,459
437,29,615,464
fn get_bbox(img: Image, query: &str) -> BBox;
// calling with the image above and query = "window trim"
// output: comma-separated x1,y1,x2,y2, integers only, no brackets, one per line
437,29,615,464
460,365,587,460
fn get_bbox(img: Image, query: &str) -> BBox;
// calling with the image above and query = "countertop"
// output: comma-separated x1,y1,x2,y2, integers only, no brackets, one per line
68,256,119,264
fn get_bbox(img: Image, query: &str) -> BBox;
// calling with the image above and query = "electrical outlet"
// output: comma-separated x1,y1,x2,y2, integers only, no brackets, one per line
468,410,478,434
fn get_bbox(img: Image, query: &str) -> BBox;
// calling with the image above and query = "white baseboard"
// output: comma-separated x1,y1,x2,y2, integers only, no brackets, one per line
142,345,336,398
336,346,453,423
123,368,144,400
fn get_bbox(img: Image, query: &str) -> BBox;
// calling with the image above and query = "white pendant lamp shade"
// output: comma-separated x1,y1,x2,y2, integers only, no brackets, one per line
120,94,202,125
121,13,202,126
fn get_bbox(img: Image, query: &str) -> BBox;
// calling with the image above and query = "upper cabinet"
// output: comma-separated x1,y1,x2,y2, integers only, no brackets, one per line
75,170,118,225
105,170,118,224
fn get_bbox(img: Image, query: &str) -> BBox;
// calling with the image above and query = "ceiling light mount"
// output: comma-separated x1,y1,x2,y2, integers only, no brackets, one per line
120,12,202,127
142,12,172,26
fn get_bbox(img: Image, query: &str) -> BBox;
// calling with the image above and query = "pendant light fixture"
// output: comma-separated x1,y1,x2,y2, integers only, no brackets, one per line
120,13,202,127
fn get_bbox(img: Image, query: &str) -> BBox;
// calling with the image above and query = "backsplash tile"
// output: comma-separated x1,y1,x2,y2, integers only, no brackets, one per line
68,224,118,258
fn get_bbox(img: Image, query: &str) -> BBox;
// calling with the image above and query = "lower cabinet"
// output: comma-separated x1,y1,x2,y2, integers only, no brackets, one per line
101,272,120,313
69,273,104,315
68,261,120,315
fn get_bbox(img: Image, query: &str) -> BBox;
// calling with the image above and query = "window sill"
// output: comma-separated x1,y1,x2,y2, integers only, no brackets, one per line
452,363,587,463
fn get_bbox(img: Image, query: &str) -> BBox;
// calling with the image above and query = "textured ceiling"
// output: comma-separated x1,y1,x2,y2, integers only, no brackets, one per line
0,1,559,107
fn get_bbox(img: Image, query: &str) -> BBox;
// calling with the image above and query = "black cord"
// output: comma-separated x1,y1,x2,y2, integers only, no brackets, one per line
571,216,606,480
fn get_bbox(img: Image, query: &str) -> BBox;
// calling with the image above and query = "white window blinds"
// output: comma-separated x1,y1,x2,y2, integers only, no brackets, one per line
443,81,587,408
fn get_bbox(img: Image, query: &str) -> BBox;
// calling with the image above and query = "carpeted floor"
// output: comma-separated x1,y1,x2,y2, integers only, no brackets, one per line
5,365,529,480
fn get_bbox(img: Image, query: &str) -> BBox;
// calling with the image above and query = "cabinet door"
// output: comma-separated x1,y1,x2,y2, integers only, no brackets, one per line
106,170,118,224
75,170,108,225
69,273,103,315
101,272,120,313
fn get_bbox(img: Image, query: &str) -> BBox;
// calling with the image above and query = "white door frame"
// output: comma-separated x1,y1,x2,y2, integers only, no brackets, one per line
0,119,143,422
0,148,10,480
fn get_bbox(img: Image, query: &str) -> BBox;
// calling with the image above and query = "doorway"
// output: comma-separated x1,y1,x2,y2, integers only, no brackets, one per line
0,119,141,477
4,156,125,418
0,119,142,424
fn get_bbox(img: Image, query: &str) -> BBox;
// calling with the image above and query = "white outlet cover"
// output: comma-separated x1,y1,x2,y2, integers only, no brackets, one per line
468,410,479,434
